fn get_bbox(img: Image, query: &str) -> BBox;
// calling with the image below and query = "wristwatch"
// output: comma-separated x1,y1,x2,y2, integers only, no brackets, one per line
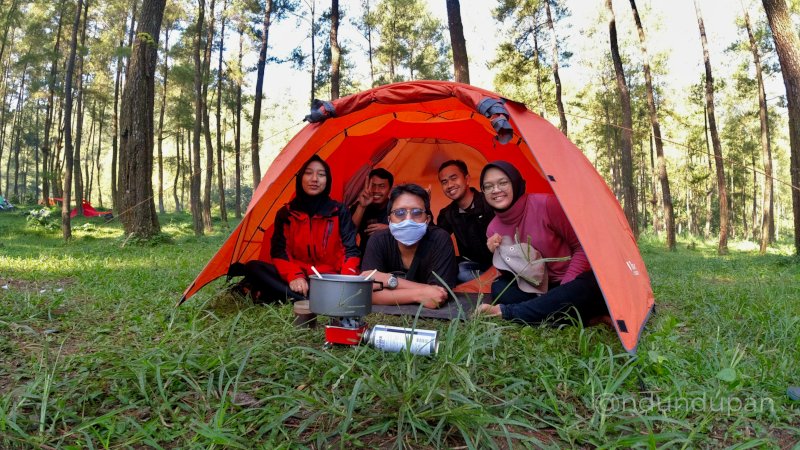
386,274,399,290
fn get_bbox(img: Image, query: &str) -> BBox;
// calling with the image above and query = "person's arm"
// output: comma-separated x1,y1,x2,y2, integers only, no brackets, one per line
338,204,361,275
360,270,447,308
270,208,305,283
365,221,389,236
545,195,589,283
350,202,367,229
350,181,373,229
360,232,446,308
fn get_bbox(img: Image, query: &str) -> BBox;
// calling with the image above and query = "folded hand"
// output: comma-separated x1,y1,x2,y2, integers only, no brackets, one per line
418,285,447,309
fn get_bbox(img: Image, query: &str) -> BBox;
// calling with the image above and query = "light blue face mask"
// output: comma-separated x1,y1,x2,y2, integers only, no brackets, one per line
389,219,428,246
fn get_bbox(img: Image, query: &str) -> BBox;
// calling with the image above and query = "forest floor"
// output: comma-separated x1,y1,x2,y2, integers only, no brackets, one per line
0,206,798,448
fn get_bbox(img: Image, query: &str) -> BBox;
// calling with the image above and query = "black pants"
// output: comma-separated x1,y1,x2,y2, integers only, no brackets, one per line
491,270,609,325
229,260,305,302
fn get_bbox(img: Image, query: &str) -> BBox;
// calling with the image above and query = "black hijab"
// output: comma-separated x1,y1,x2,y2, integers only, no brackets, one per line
479,160,526,212
289,155,332,217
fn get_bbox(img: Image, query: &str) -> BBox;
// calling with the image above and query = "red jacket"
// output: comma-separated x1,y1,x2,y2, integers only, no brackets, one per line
267,199,361,282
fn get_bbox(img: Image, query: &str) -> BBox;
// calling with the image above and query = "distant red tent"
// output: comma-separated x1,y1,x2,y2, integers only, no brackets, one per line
180,80,655,353
50,198,113,219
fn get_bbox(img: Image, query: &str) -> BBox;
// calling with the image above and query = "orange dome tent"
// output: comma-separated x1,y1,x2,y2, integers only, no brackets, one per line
179,80,655,353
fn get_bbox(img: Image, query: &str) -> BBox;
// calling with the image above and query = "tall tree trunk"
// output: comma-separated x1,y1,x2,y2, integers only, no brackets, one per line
41,0,65,205
309,0,316,104
364,0,375,85
695,0,729,254
761,0,800,253
113,0,139,209
111,39,122,210
5,100,14,197
330,0,341,99
545,0,567,136
34,103,41,200
173,128,181,212
639,150,647,229
96,105,104,207
62,0,83,240
73,0,89,216
191,0,206,235
751,155,758,239
703,101,712,238
4,109,12,196
125,0,139,71
250,0,273,188
10,62,26,201
234,25,243,219
183,128,189,210
85,102,96,204
201,0,216,232
0,60,9,197
446,0,469,84
53,95,64,197
156,22,171,214
0,0,21,66
20,144,28,200
216,0,228,226
532,28,545,117
10,93,22,202
649,130,660,235
743,9,774,253
118,0,165,238
630,0,675,249
606,0,638,238
2,34,16,198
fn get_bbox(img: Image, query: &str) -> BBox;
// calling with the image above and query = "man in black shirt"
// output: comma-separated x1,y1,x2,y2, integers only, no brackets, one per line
350,168,394,255
361,184,457,308
436,160,495,282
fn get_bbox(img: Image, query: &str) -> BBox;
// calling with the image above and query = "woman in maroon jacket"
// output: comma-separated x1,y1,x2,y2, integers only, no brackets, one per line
235,155,360,301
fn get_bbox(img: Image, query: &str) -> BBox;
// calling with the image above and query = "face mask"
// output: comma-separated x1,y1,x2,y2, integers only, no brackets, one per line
389,219,428,246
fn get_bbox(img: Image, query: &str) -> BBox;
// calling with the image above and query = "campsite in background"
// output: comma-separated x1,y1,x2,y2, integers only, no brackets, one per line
0,0,798,447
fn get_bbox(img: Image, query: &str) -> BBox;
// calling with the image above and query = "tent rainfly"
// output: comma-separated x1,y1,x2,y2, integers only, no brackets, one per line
180,80,655,353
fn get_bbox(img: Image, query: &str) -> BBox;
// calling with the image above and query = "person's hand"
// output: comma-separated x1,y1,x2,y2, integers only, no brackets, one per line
288,278,309,296
475,303,502,317
418,285,447,309
357,179,373,208
487,233,503,253
366,223,388,235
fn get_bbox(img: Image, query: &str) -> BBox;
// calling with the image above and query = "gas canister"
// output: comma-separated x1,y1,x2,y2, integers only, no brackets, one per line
363,325,438,356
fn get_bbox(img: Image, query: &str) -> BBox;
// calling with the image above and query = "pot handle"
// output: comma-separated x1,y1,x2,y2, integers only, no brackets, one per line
372,280,384,292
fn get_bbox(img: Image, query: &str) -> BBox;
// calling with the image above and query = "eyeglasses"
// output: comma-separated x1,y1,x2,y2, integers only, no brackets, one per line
482,179,511,193
390,208,426,220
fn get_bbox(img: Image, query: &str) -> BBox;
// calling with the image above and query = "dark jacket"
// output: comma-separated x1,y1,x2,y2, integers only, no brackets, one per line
436,188,495,269
350,202,390,255
269,199,361,282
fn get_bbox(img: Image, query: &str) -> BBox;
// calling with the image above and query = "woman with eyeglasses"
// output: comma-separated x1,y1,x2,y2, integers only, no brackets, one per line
232,155,360,302
476,161,611,326
360,183,458,308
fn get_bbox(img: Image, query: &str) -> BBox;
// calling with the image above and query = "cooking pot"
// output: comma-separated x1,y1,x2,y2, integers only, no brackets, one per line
308,274,383,317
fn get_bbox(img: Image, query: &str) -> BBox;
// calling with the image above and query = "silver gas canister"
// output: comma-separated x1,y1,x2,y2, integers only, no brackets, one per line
363,325,439,356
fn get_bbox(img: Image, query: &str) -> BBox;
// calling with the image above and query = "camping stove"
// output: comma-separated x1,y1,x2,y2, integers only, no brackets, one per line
323,317,368,347
307,274,375,347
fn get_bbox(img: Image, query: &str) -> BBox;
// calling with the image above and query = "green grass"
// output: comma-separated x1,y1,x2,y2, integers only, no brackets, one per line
1,208,798,448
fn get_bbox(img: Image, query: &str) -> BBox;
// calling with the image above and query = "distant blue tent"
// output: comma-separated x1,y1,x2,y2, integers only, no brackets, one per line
0,195,12,211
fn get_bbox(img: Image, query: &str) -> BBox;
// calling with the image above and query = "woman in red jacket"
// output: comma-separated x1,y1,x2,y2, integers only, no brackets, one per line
235,155,360,302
